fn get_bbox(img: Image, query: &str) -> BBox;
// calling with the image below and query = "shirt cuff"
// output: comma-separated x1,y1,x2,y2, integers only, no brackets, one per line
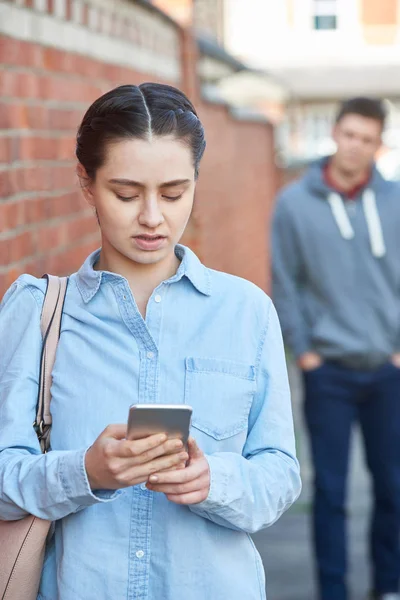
191,454,228,512
59,448,122,508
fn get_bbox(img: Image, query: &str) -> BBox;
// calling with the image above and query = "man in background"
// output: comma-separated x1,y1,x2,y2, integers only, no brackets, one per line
272,98,400,600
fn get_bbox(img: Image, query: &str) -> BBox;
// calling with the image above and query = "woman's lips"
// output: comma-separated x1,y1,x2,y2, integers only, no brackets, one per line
133,235,167,251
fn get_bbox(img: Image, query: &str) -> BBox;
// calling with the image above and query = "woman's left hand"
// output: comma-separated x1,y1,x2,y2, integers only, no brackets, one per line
146,438,210,505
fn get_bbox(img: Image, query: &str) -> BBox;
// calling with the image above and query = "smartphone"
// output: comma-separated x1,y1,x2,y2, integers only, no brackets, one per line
127,404,193,446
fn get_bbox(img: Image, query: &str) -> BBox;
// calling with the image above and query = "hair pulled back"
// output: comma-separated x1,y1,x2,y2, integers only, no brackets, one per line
76,83,206,179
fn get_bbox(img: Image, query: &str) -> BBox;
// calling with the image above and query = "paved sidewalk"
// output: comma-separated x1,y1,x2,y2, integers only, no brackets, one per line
252,364,372,600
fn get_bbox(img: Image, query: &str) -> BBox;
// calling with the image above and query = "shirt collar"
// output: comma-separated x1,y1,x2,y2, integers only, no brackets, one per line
76,244,211,303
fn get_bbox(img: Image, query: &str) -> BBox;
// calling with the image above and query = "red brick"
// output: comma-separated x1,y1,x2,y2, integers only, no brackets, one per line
0,70,41,99
46,191,85,219
56,136,75,161
0,238,11,266
82,3,89,27
42,47,74,73
0,171,17,197
0,273,7,298
2,201,26,230
0,39,43,69
25,105,49,129
0,102,24,129
50,164,75,190
16,167,50,193
65,214,97,243
0,137,19,163
37,222,67,253
24,197,47,224
65,0,73,20
19,136,57,161
2,231,35,264
39,75,101,104
48,108,83,131
0,70,16,97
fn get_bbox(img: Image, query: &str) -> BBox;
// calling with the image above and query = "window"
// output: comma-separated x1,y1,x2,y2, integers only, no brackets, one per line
313,0,337,30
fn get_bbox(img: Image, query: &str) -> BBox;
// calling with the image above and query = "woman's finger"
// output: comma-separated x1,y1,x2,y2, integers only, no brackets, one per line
130,438,184,464
148,461,203,485
119,451,188,486
117,434,179,459
147,477,205,495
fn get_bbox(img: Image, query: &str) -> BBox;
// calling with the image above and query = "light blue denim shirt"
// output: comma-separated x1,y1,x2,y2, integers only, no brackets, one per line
0,245,301,600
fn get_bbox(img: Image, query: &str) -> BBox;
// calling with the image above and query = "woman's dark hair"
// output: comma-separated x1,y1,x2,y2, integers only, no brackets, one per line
76,83,206,179
336,97,387,128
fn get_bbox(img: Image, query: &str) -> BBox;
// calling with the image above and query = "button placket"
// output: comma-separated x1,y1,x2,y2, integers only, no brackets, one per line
118,281,156,600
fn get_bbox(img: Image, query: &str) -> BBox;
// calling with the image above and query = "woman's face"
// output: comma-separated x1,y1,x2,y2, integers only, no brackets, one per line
83,135,196,268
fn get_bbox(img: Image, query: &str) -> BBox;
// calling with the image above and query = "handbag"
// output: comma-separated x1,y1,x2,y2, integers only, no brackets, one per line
0,275,68,600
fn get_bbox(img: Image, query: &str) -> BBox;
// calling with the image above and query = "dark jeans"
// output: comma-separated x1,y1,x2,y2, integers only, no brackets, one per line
304,361,400,600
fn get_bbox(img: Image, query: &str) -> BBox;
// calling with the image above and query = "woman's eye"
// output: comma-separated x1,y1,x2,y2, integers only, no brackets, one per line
116,194,138,202
162,194,183,201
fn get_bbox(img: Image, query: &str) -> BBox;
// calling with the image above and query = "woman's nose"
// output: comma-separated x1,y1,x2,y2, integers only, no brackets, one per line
139,197,164,228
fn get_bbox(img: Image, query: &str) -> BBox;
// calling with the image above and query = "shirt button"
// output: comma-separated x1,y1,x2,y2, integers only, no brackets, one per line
147,351,154,359
154,294,162,303
136,550,145,559
140,483,147,491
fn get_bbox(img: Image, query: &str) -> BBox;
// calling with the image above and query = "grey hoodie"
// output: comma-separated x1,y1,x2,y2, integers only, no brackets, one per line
272,157,400,369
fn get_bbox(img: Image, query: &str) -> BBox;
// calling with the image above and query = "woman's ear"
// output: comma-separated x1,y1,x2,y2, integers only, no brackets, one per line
77,163,95,207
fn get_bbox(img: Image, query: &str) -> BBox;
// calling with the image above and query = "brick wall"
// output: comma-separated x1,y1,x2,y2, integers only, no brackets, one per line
192,103,276,292
0,0,277,297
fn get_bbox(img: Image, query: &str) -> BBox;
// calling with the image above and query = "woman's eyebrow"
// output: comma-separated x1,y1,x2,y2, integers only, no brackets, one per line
108,178,191,187
108,179,143,186
160,179,191,187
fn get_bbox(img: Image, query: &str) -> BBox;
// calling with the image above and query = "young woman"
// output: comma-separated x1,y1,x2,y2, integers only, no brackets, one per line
0,83,301,600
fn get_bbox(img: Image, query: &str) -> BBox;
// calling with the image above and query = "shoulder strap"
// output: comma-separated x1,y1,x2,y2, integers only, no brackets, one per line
35,275,68,453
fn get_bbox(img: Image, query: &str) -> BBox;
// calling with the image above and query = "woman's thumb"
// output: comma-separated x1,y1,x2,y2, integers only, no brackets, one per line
188,437,203,459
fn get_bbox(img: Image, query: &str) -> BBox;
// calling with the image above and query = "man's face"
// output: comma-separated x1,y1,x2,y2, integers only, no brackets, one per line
332,113,382,175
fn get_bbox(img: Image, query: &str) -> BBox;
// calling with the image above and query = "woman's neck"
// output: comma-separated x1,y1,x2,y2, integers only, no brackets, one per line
95,242,180,317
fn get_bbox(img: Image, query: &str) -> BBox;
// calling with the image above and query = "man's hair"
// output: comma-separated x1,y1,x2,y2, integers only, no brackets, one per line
336,97,387,128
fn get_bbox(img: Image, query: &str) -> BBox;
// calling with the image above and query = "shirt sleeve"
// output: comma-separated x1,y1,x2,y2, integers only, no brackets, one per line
189,300,302,534
272,192,311,358
0,279,121,522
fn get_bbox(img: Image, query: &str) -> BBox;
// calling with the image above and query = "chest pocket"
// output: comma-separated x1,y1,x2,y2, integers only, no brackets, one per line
184,357,256,440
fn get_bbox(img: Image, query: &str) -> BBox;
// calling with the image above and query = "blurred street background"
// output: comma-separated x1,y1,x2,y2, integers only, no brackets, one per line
254,363,371,600
1,0,400,598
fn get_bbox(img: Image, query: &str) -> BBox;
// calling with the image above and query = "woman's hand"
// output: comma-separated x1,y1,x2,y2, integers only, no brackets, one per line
146,438,210,505
85,425,188,490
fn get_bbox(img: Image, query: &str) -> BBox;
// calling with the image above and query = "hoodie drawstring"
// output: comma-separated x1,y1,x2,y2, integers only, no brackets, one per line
328,189,386,258
328,193,355,240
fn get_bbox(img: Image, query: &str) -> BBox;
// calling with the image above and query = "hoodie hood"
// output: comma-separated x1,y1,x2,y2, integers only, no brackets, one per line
303,156,388,198
303,157,387,258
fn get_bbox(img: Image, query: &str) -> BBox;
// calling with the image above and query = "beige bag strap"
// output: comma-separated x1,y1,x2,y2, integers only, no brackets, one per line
34,275,68,453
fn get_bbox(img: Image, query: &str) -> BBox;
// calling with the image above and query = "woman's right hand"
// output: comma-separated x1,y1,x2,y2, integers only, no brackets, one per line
85,425,188,490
